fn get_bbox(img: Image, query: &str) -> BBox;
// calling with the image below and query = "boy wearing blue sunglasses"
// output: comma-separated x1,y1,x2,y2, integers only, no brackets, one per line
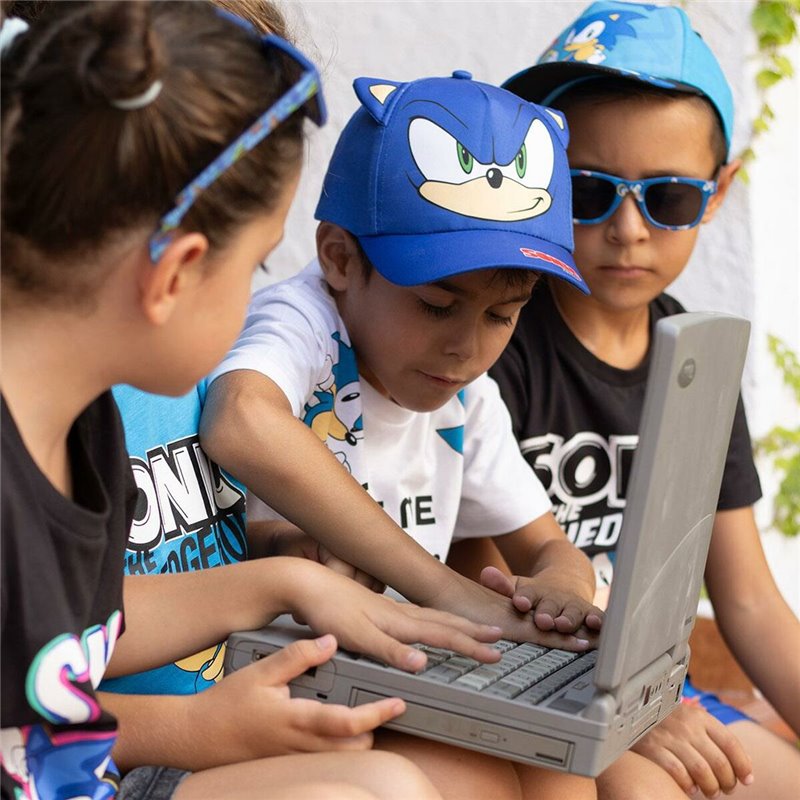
479,2,800,799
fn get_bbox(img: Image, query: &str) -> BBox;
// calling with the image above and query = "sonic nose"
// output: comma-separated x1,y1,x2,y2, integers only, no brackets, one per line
486,168,503,189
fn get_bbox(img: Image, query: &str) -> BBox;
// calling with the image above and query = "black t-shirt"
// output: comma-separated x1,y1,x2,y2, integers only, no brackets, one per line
490,283,762,573
1,391,136,799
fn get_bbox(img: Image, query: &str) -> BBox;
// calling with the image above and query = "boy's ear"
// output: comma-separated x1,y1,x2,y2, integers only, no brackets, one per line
138,233,209,326
702,159,741,224
316,222,362,292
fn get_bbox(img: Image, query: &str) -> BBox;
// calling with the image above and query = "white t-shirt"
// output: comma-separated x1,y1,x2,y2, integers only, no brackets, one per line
210,261,551,560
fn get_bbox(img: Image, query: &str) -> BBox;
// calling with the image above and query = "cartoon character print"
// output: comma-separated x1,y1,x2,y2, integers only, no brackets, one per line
2,613,123,799
540,9,644,64
302,332,363,472
174,643,226,689
2,726,118,800
350,74,571,229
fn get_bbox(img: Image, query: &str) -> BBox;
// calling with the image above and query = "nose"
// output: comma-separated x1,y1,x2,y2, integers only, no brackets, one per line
443,322,479,362
486,168,503,189
606,192,650,245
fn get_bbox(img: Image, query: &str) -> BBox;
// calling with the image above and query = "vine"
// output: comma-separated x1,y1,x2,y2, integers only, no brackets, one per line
738,0,799,180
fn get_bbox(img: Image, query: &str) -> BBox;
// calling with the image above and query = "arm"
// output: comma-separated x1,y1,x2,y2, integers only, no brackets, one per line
481,513,603,640
200,370,592,647
107,557,501,678
102,636,407,771
704,506,800,736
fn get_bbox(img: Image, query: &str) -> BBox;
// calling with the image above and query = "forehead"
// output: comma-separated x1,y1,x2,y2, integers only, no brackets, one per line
564,94,718,178
419,268,537,300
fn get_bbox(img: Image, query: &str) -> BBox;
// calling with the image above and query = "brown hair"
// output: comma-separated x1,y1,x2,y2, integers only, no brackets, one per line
1,0,308,307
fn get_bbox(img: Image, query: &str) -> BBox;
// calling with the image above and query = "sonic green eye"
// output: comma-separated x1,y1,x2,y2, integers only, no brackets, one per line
515,143,527,178
457,142,474,174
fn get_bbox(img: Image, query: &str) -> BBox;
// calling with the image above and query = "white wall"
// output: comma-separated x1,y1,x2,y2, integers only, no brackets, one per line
262,0,799,612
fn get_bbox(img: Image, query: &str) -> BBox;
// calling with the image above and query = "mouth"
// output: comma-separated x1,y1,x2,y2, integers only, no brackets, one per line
598,265,651,278
420,371,466,388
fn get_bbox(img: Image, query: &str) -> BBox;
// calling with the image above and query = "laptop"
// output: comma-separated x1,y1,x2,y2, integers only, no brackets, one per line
224,312,750,777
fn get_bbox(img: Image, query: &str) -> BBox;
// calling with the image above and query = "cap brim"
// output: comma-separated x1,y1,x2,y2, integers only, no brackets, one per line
504,61,695,107
358,229,589,294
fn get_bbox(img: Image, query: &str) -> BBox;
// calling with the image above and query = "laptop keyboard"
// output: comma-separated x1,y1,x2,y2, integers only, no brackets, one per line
414,640,597,705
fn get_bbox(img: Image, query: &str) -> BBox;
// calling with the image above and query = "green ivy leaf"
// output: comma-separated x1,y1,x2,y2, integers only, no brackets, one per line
757,68,784,88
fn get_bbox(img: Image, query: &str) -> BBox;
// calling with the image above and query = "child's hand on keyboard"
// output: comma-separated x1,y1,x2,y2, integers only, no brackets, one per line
291,561,503,671
479,566,604,649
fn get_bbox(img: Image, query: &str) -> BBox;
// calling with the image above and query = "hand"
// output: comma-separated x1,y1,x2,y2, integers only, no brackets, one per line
290,564,503,671
421,570,599,651
193,635,405,761
480,566,604,635
631,701,754,797
268,521,384,593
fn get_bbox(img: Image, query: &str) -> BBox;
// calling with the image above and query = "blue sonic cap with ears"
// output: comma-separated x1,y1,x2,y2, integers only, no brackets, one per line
504,1,734,157
314,71,588,293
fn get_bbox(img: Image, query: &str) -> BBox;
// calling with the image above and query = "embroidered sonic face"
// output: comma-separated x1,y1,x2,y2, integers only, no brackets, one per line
546,10,644,65
408,116,555,221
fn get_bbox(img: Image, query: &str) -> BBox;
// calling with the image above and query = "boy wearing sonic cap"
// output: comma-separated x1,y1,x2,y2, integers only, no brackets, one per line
200,69,603,797
480,2,800,798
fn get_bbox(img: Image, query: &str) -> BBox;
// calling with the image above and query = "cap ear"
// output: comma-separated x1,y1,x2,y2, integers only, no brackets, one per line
539,107,570,149
353,77,404,123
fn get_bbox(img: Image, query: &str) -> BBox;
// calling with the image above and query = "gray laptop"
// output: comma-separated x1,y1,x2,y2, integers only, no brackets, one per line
224,312,750,777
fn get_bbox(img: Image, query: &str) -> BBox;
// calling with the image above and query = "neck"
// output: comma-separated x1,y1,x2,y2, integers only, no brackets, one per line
1,300,114,495
549,282,651,369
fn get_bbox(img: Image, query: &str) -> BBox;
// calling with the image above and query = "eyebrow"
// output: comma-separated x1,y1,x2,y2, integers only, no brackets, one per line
430,279,533,305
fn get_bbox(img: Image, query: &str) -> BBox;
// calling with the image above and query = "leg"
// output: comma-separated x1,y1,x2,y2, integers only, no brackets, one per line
173,750,441,800
376,729,596,800
718,720,800,799
597,750,687,800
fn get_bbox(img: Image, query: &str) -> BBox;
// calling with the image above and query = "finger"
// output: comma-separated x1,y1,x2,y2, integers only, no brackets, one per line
531,597,561,631
707,720,753,788
367,614,502,669
403,603,503,644
585,607,604,630
552,599,594,633
255,635,338,686
480,566,516,598
671,740,721,799
295,695,406,739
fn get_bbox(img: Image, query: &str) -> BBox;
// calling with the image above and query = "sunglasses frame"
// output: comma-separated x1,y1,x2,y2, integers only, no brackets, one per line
569,169,718,231
149,14,326,263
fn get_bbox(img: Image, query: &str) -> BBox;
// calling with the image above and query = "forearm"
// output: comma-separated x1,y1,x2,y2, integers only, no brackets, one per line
713,590,800,735
103,691,196,773
496,515,596,601
109,559,300,677
201,372,459,604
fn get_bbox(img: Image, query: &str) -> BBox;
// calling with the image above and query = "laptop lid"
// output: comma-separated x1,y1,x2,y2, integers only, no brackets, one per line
593,312,750,691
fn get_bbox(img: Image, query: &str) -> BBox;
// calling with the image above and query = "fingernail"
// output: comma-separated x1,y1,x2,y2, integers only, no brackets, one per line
688,786,697,795
575,638,590,649
743,774,754,786
488,626,503,634
316,634,336,650
405,649,426,671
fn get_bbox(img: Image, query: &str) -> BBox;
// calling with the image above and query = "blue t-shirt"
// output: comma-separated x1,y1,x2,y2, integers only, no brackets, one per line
100,382,248,695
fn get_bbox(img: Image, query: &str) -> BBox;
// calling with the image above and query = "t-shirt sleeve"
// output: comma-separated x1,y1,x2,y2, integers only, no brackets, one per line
718,394,762,509
207,284,330,417
454,374,551,540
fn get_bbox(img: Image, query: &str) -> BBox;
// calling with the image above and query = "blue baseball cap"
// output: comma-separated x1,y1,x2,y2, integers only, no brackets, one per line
504,1,734,157
315,71,589,293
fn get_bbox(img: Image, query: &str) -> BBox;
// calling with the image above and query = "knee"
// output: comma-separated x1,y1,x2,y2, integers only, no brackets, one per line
366,751,441,800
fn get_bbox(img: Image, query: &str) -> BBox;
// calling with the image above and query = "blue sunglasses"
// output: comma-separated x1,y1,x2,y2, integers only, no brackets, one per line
149,12,327,263
570,169,717,231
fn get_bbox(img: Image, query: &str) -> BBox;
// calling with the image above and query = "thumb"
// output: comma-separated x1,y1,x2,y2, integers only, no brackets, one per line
254,634,338,687
480,566,516,598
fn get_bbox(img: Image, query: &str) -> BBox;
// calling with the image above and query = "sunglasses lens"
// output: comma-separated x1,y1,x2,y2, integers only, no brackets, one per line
571,174,618,221
644,182,704,227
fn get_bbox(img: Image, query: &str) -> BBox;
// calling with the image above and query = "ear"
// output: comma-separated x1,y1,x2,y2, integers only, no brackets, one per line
353,77,404,123
540,107,570,150
702,159,740,224
138,233,209,326
316,222,363,292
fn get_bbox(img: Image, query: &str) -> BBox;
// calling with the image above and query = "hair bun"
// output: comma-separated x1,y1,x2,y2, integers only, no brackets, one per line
76,0,165,105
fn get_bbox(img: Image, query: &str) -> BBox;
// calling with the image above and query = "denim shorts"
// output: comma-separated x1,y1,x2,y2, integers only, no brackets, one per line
118,766,190,800
683,675,751,726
